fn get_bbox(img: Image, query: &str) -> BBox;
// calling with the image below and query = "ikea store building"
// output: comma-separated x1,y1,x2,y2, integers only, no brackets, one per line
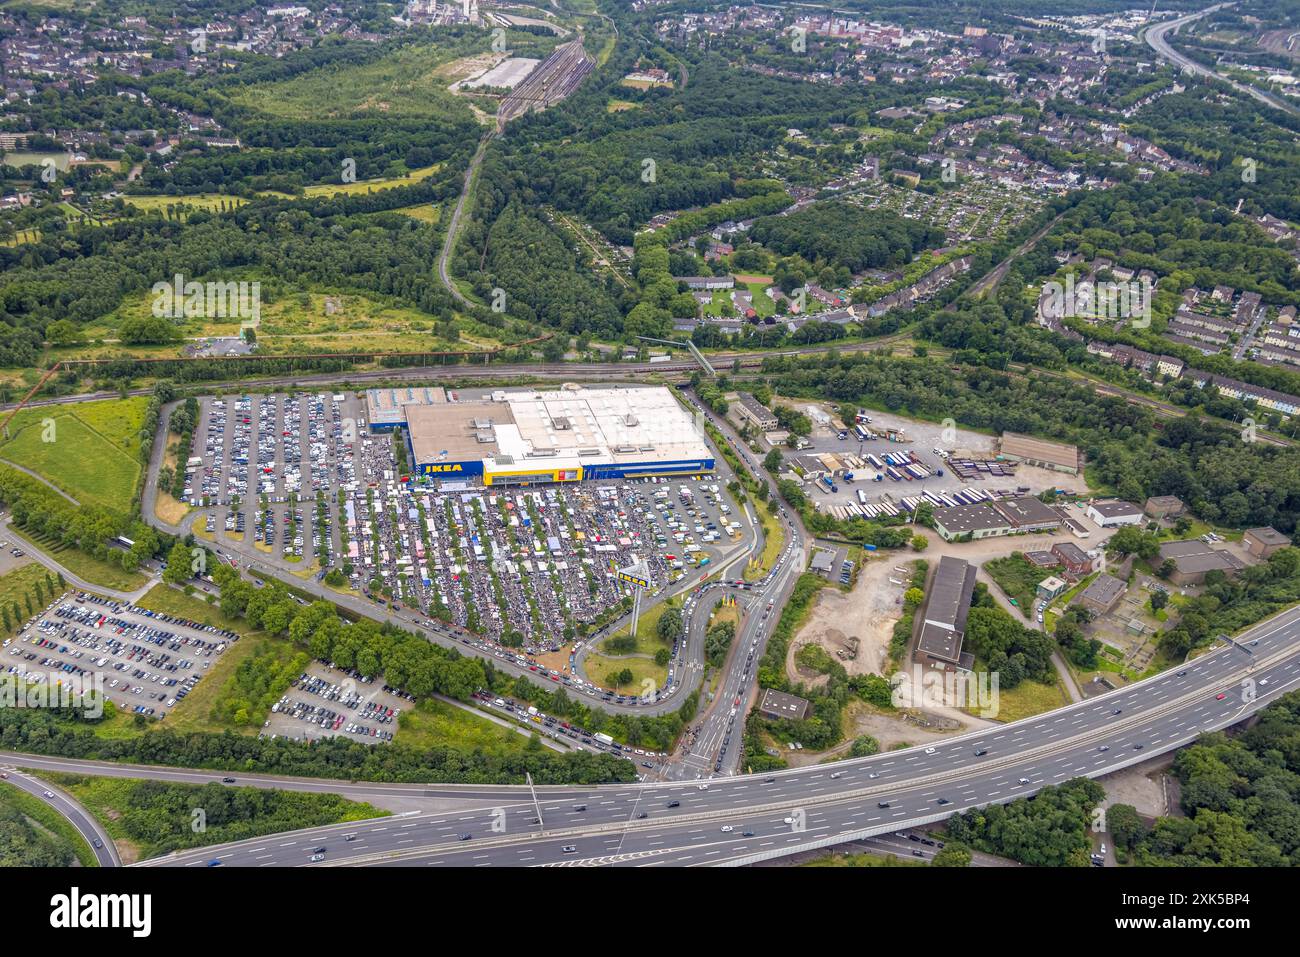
368,385,715,486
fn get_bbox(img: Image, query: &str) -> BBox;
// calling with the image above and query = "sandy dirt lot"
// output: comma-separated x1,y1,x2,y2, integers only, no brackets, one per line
789,555,914,679
1098,755,1176,819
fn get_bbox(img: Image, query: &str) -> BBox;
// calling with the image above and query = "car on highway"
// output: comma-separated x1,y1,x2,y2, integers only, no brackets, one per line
310,853,325,862
43,790,54,799
666,800,680,808
221,777,236,783
92,839,103,850
457,833,472,841
973,748,988,756
924,747,937,754
720,825,734,833
1215,692,1227,700
562,845,577,854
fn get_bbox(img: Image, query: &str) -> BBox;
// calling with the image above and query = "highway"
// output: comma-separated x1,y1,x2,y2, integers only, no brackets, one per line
0,766,119,866
128,549,1300,867
656,392,810,780
1145,4,1300,118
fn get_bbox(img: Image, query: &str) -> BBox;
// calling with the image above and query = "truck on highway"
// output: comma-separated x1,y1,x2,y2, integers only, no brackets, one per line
593,732,615,746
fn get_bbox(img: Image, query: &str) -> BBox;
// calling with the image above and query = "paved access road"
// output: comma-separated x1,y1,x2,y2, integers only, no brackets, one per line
134,602,1300,867
0,766,119,866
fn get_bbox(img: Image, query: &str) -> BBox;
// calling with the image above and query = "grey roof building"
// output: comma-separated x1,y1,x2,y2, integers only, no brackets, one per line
916,556,977,669
758,688,811,721
1076,573,1126,614
1158,540,1245,585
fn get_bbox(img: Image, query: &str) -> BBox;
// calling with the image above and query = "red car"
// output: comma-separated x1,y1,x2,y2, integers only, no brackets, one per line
1215,692,1227,700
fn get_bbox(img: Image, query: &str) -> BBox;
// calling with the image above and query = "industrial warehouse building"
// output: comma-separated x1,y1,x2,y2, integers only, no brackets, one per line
1243,526,1291,559
998,432,1080,474
929,495,1062,542
1157,539,1246,586
1086,499,1144,528
916,556,976,671
376,385,715,486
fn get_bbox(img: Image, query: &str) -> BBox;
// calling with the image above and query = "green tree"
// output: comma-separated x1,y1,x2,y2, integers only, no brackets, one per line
163,539,195,585
931,842,972,867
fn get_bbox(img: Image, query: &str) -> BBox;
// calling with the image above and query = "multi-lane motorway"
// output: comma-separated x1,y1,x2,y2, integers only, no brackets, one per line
1145,4,1300,118
128,562,1300,867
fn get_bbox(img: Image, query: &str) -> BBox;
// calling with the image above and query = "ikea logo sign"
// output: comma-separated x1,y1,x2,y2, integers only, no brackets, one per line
425,464,464,473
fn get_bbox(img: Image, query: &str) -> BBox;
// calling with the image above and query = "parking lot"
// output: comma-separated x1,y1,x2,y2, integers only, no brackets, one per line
2,591,237,719
261,660,410,744
183,392,740,657
769,402,1082,521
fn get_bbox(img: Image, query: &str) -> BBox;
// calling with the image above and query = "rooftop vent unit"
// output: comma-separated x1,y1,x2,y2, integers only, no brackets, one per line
552,416,572,430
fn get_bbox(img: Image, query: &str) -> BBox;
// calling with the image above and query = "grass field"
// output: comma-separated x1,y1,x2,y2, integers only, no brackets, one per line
1,228,42,247
6,526,148,593
0,562,60,636
397,698,532,754
586,653,665,694
604,599,675,654
390,202,442,224
744,507,785,582
80,286,501,358
232,41,481,121
803,850,925,867
0,781,96,867
121,193,249,218
965,660,1069,723
0,396,148,512
302,163,442,199
983,554,1041,619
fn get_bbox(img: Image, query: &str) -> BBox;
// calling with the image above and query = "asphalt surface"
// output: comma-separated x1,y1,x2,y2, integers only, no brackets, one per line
0,766,119,866
1145,4,1300,118
128,559,1300,867
139,400,748,721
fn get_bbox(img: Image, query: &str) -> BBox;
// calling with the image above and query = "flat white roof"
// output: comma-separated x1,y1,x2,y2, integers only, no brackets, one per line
488,386,709,468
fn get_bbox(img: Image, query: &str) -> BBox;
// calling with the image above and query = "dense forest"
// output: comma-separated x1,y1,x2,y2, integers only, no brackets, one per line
1115,691,1300,866
748,203,946,274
